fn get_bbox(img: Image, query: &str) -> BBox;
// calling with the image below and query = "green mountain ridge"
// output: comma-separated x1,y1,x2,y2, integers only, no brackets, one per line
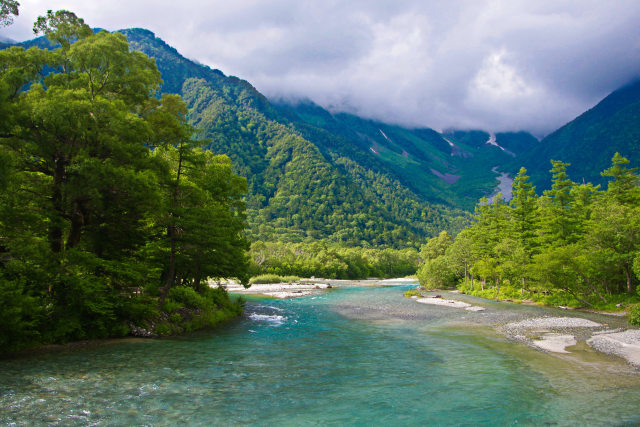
275,100,534,208
117,28,469,247
512,79,640,189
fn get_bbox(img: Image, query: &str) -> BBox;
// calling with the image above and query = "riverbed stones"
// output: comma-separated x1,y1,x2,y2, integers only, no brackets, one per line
587,329,640,367
532,333,577,353
212,281,333,298
415,297,486,311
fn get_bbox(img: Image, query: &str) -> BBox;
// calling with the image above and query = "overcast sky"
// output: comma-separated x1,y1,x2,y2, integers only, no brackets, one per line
3,0,640,136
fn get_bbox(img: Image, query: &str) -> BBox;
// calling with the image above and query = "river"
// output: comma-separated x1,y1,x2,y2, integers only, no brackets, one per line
1,283,640,426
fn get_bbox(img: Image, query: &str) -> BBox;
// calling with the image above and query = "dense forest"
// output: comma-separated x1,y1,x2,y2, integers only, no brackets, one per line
248,242,419,280
416,154,640,321
0,10,249,352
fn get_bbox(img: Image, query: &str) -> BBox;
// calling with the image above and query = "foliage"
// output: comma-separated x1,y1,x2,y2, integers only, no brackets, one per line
629,305,640,326
0,0,19,27
249,274,288,284
0,11,248,353
417,256,456,290
249,241,419,279
403,288,423,298
248,275,301,284
416,154,640,307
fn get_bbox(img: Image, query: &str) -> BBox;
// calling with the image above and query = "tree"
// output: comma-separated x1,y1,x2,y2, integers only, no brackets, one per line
588,201,640,295
419,230,452,263
0,10,249,349
417,255,456,290
540,160,576,244
0,0,19,27
33,9,93,50
446,229,477,287
601,152,640,205
510,168,538,245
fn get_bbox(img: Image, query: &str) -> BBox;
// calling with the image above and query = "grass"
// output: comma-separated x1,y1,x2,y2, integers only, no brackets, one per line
249,274,301,285
457,281,640,313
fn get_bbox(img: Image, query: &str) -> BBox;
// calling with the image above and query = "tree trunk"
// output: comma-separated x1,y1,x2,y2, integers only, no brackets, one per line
193,264,202,293
624,263,634,295
464,262,468,287
66,200,86,249
563,288,593,307
158,144,184,310
49,158,66,253
158,225,176,310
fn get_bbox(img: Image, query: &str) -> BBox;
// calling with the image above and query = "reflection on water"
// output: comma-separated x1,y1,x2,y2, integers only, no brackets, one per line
1,284,639,426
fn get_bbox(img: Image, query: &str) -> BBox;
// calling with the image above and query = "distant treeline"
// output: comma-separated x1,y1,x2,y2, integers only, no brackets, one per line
417,154,640,310
249,241,419,280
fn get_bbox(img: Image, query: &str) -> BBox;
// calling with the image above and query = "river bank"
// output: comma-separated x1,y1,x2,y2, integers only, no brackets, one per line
212,277,416,299
404,289,640,367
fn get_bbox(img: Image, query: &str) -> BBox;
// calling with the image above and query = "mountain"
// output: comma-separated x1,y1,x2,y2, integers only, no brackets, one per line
513,80,640,189
117,28,479,247
1,28,538,245
274,101,531,209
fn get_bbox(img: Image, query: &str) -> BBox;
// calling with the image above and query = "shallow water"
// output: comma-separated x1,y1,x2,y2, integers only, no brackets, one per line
1,284,640,426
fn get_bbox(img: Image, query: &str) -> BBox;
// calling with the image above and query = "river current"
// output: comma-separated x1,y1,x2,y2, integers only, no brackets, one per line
1,283,640,426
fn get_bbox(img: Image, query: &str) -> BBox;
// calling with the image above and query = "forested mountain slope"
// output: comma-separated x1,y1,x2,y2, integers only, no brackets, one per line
274,101,537,210
3,28,559,245
118,28,468,246
512,80,640,189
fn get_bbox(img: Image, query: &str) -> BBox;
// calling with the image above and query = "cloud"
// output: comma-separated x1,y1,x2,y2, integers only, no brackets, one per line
3,0,640,135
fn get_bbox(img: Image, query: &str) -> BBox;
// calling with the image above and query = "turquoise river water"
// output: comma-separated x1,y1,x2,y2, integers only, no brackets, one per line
1,283,640,426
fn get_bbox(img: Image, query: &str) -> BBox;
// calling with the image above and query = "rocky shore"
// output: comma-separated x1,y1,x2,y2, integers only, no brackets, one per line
211,280,333,299
587,329,640,367
407,290,640,367
415,295,486,311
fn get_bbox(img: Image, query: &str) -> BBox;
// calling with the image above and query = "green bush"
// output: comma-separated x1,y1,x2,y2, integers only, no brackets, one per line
281,275,301,283
202,286,233,308
162,300,183,313
249,274,284,284
169,286,210,309
403,288,423,298
629,305,640,326
416,256,456,290
121,296,159,323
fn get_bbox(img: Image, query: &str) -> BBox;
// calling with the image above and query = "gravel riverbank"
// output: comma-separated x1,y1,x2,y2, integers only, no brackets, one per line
408,291,640,367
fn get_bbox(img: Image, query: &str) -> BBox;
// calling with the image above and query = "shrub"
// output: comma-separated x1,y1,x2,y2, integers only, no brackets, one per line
162,300,183,313
169,286,210,310
629,305,640,326
121,296,159,323
416,256,456,290
249,274,284,284
404,288,423,298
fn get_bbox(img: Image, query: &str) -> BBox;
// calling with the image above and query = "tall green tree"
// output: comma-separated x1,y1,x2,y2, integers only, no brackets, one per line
0,10,249,349
601,152,640,205
540,160,576,244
